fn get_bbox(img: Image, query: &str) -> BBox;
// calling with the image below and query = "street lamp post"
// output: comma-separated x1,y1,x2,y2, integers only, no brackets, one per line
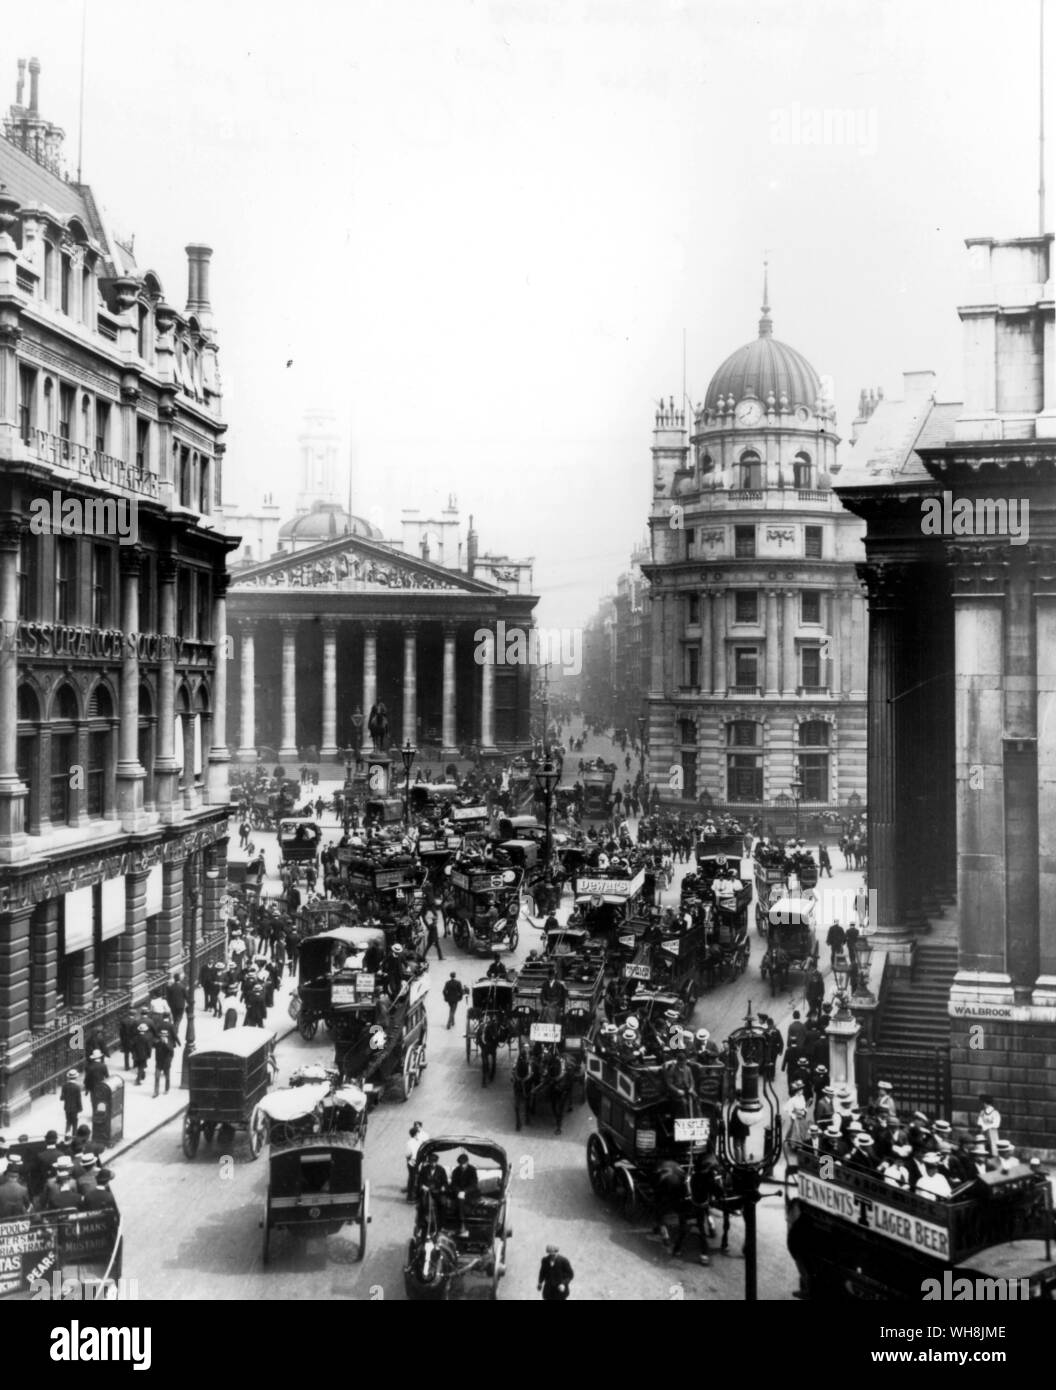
183,850,219,1083
342,709,364,834
534,759,560,893
717,1004,782,1302
400,739,417,825
790,777,804,842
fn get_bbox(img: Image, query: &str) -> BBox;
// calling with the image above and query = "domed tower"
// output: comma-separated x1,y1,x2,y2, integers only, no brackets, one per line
642,265,866,817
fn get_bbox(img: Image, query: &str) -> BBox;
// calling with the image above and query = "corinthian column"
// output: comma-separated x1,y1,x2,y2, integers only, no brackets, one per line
117,549,148,830
236,619,256,763
279,623,299,761
441,625,460,756
320,621,338,759
362,622,377,719
402,623,418,747
480,634,497,753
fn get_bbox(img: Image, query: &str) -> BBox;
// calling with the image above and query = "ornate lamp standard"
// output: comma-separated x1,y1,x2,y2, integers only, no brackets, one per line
534,759,560,891
717,1004,782,1301
400,739,418,825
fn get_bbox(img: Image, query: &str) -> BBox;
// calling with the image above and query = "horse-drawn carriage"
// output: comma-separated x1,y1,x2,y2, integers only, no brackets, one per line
584,1044,738,1259
289,925,387,1040
278,817,321,880
465,979,517,1081
573,867,649,965
404,1137,512,1300
182,1027,275,1160
753,858,789,935
448,863,523,954
580,763,616,822
761,897,819,994
256,1068,371,1266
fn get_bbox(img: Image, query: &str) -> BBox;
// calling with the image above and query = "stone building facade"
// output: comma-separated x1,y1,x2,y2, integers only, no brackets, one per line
0,62,233,1120
838,230,1056,1147
643,281,868,810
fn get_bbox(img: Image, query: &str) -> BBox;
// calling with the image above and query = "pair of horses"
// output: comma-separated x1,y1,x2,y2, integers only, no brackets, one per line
650,1155,736,1265
512,1048,578,1134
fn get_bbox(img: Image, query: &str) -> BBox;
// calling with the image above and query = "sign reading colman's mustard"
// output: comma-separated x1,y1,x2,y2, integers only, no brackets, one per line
797,1171,950,1258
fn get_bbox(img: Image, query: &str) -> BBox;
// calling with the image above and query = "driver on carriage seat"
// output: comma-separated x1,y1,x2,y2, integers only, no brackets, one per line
450,1152,480,1239
415,1151,449,1232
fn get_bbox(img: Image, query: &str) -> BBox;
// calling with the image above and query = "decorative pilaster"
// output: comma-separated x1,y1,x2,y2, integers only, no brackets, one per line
764,588,780,696
441,625,460,757
117,549,148,830
155,556,179,817
0,516,27,862
0,905,34,1123
320,620,338,759
237,619,257,762
711,589,727,695
279,623,298,761
480,633,497,753
699,592,712,696
402,622,418,747
181,700,200,812
207,573,231,803
362,622,378,721
780,588,797,696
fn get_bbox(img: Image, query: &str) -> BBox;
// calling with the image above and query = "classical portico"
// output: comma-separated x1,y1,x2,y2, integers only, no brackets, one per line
227,531,537,758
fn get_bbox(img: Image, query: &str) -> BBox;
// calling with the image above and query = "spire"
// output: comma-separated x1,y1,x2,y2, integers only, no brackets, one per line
758,258,773,338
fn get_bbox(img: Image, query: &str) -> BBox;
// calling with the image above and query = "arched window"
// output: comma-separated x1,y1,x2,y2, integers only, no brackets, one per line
16,683,40,835
794,451,813,489
738,450,763,490
86,684,115,818
50,683,79,826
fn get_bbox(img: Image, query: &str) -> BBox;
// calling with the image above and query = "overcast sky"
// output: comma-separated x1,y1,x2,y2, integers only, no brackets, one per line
9,0,1052,626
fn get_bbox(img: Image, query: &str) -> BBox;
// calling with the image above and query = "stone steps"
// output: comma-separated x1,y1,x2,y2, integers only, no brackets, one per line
876,940,958,1050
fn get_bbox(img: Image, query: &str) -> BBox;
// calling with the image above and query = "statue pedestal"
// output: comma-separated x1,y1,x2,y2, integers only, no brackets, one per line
366,754,392,796
827,1011,861,1105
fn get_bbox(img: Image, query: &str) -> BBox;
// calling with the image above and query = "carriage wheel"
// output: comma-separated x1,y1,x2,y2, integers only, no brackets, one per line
357,1182,370,1262
614,1166,639,1222
248,1105,268,1159
182,1114,201,1160
508,926,519,951
586,1133,610,1198
737,947,749,978
755,905,767,937
417,1029,428,1072
401,1047,417,1100
298,1015,319,1042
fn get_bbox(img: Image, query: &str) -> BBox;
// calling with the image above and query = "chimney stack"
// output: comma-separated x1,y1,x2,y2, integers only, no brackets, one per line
184,244,213,315
28,57,40,114
16,59,25,108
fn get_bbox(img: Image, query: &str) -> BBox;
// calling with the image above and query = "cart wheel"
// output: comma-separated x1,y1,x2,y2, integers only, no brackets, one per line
417,1024,428,1069
298,1015,319,1042
508,927,519,951
586,1133,610,1198
357,1182,369,1262
413,1042,426,1084
182,1114,201,1160
402,1047,417,1099
248,1104,268,1159
614,1166,638,1222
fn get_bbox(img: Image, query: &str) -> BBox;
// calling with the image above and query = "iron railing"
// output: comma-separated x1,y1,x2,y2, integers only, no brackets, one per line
855,1041,952,1120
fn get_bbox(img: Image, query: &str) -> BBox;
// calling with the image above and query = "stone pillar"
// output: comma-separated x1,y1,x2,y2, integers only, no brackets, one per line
764,588,780,696
711,589,726,695
30,899,58,1031
441,625,460,757
648,592,665,697
0,905,33,1123
857,562,912,953
114,870,149,999
208,575,231,804
320,621,338,759
699,592,712,695
826,1012,860,1105
781,588,797,696
480,634,497,753
237,620,256,762
838,589,854,695
402,622,418,747
1002,557,1038,995
279,622,298,761
0,516,27,862
1034,546,1056,1002
362,622,378,720
155,557,179,817
159,857,186,974
117,550,148,830
182,709,200,812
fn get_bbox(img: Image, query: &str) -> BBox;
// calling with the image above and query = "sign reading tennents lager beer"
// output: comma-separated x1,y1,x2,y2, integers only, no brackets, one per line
577,870,646,899
797,1170,950,1259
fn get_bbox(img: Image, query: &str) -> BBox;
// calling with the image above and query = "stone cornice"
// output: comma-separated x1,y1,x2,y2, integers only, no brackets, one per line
945,542,1011,597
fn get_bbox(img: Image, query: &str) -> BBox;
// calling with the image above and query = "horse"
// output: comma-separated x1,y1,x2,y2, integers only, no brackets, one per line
651,1155,728,1264
512,1050,535,1131
530,1049,576,1134
404,1194,460,1300
767,945,790,994
476,1016,504,1088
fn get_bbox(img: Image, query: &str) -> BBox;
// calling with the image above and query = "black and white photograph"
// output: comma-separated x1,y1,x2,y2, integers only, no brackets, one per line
0,0,1053,1348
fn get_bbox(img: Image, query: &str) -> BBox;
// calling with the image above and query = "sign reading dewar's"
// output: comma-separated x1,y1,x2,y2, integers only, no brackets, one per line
797,1171,950,1259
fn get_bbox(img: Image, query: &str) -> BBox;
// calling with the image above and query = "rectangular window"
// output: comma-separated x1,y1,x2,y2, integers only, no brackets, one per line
196,573,210,641
17,533,38,622
801,591,821,624
801,646,823,688
734,525,756,558
136,418,150,473
95,400,111,456
799,753,829,802
685,527,695,558
679,718,696,746
687,594,700,625
18,365,36,444
682,645,700,688
43,242,54,303
50,731,76,825
198,457,210,513
680,751,697,801
60,254,72,314
81,267,93,326
58,384,75,459
55,537,76,623
735,591,758,623
91,545,112,628
87,730,107,818
177,569,190,636
734,647,758,687
805,525,823,559
727,755,762,801
138,554,154,634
